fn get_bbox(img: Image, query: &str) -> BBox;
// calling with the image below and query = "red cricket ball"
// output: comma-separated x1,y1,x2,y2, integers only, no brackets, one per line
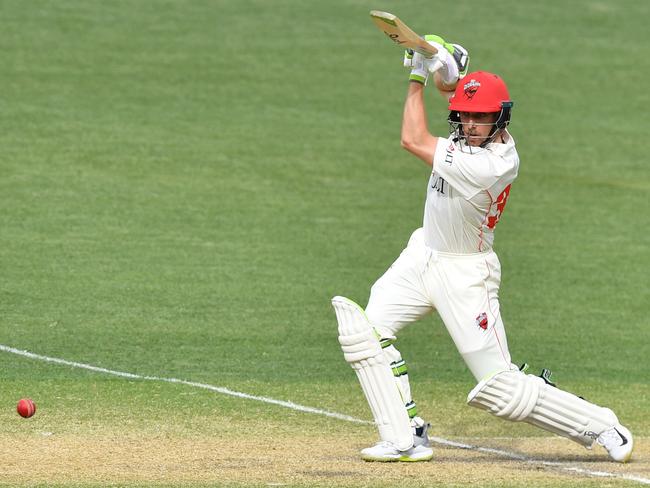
17,398,36,418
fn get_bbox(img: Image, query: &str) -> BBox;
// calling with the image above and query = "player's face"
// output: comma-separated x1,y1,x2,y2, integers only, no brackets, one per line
459,112,499,146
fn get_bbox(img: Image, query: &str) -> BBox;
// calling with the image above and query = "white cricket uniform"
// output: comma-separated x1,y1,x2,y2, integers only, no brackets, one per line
366,133,520,381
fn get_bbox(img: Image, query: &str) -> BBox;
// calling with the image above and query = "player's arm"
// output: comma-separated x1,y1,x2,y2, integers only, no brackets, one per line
400,81,439,166
400,36,469,165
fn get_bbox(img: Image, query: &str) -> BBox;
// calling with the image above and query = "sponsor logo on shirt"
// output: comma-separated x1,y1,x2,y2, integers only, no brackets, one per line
445,147,454,165
431,174,447,195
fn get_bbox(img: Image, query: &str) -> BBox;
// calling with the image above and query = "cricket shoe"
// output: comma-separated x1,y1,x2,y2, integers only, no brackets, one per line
412,418,432,448
360,441,433,462
361,421,433,462
597,423,634,463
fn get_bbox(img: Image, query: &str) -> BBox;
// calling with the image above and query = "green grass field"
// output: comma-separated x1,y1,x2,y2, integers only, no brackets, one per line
0,0,648,486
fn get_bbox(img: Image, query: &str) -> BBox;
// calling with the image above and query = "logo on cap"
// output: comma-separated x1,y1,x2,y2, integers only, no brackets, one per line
464,79,481,100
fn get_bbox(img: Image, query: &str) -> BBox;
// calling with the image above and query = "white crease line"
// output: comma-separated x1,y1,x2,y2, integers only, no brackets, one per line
2,343,648,485
430,436,650,484
0,344,365,425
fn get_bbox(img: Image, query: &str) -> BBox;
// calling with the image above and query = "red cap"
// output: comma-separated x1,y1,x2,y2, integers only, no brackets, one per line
448,71,511,113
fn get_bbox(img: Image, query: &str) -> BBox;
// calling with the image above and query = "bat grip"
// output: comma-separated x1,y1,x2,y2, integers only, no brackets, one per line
427,59,443,73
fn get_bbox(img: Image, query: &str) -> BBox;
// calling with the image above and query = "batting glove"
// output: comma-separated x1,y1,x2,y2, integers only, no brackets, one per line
404,35,470,86
423,35,470,85
403,49,443,85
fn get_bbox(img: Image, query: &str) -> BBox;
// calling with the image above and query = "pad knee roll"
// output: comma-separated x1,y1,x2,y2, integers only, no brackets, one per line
332,296,412,450
467,370,618,447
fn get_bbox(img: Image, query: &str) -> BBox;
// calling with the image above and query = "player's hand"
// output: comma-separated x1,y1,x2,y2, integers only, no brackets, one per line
404,35,470,87
423,34,470,84
403,50,444,85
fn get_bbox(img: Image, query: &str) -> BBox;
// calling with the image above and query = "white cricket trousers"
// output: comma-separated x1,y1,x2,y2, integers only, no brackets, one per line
366,228,515,381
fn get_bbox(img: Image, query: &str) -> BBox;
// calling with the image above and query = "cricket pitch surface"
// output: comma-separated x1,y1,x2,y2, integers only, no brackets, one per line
2,433,648,487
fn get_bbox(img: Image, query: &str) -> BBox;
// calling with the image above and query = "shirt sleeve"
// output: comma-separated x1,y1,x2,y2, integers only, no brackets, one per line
433,138,518,199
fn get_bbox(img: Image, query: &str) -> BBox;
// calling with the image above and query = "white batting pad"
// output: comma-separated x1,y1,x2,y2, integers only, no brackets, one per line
467,370,618,447
332,296,413,451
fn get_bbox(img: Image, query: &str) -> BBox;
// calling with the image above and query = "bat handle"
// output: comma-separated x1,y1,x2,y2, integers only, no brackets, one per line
427,58,443,73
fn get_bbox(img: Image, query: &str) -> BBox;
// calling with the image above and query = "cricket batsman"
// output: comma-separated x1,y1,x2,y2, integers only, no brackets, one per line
332,34,634,462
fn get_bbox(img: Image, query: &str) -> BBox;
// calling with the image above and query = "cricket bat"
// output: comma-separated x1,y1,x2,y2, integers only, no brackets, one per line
369,11,438,58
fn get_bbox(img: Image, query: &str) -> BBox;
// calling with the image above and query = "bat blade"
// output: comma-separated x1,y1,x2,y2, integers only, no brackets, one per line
369,10,438,58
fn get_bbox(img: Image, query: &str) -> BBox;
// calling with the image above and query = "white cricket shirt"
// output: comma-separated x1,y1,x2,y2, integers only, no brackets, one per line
423,133,519,254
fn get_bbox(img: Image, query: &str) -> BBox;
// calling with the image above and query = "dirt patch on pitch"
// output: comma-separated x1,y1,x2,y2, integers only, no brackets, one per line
0,433,647,487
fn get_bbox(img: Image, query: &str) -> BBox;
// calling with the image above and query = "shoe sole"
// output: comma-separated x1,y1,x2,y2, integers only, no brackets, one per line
361,454,433,462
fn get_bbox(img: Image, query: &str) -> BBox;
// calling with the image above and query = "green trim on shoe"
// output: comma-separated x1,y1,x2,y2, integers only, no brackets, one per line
398,453,433,462
361,449,433,462
361,455,433,462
